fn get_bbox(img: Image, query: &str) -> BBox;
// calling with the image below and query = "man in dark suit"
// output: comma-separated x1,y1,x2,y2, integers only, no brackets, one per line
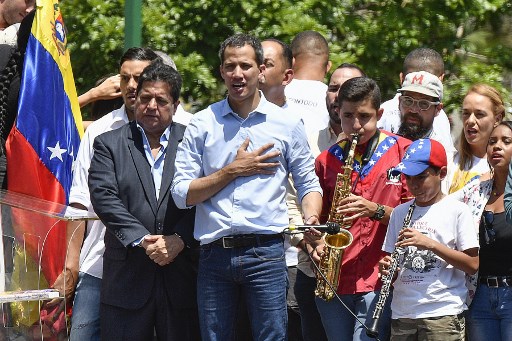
88,60,199,340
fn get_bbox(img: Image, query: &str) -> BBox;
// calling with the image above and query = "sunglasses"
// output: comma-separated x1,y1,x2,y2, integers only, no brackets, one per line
482,210,496,245
400,96,440,111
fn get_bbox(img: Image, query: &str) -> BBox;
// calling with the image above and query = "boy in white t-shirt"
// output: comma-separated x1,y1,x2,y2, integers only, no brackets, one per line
379,138,479,340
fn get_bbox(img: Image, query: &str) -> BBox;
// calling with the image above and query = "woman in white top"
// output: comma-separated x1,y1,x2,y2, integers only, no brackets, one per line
448,84,504,193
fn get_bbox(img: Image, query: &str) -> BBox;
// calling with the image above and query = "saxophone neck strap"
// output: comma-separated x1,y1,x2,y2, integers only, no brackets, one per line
362,129,381,165
342,130,379,166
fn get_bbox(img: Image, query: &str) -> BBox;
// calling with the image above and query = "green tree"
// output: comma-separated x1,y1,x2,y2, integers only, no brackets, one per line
62,0,512,117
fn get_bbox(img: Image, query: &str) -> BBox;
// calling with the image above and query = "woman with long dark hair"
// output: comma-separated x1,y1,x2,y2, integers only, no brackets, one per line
461,121,512,340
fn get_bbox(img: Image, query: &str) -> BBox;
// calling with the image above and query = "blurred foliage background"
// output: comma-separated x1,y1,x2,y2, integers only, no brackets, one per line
61,0,512,119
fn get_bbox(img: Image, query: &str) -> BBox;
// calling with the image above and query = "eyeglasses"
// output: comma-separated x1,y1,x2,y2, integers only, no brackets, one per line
400,96,440,111
482,210,496,245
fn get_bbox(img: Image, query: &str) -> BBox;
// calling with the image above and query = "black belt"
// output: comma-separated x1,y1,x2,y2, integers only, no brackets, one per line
211,233,283,248
480,276,512,287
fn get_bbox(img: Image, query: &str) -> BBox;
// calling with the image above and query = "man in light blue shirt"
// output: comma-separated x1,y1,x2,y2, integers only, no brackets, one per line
172,33,323,341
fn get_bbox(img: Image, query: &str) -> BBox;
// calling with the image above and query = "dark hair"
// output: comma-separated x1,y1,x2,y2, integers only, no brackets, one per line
119,47,159,68
403,48,444,77
17,9,35,61
136,60,182,101
329,63,366,83
0,48,20,141
337,77,381,110
219,34,263,65
496,120,512,133
262,38,292,69
90,74,124,120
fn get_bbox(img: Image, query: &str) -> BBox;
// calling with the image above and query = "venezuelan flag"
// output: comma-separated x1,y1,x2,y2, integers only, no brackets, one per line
4,0,82,334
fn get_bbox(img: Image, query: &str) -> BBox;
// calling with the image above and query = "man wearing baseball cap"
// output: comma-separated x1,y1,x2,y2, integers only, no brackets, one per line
397,71,456,159
379,138,479,340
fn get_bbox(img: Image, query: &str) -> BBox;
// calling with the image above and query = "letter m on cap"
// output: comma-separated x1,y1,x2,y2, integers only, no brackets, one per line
411,74,424,85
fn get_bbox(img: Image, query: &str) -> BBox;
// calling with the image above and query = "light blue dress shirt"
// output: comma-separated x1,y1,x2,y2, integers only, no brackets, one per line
171,93,322,245
131,124,170,247
137,123,170,200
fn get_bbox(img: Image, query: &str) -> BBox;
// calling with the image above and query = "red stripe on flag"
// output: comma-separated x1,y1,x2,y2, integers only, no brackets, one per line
6,127,66,284
6,127,66,203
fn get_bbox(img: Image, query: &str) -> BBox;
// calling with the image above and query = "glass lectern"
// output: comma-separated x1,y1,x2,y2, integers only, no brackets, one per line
0,190,97,340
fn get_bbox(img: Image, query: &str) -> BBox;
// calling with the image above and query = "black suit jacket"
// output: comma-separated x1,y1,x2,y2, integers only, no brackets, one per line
88,121,197,310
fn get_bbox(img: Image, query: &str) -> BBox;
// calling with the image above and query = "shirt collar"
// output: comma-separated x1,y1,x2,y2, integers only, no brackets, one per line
114,104,130,123
220,91,271,118
136,122,171,147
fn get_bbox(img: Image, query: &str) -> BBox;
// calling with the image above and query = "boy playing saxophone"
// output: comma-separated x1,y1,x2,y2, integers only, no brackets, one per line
311,77,412,340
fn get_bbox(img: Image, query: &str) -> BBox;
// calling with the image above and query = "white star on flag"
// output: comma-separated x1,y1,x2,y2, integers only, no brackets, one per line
354,164,361,171
410,148,416,154
389,139,396,144
48,141,67,162
382,145,389,151
369,160,376,166
376,151,383,158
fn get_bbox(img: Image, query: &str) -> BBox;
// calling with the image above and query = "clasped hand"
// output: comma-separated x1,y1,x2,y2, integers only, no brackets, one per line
142,235,184,266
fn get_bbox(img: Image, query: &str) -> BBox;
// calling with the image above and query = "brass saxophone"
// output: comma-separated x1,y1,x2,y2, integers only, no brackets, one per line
314,134,358,301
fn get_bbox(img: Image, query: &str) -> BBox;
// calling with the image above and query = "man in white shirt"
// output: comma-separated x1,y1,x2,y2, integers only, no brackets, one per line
260,37,306,341
285,30,332,135
0,0,35,45
378,47,454,154
308,63,365,156
395,70,456,162
52,47,159,341
78,51,193,129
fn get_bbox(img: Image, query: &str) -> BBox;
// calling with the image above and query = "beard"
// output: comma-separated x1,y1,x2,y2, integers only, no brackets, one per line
328,107,341,124
398,113,431,141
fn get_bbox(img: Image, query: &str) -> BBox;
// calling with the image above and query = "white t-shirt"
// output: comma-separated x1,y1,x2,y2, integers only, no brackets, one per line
280,101,309,267
0,23,19,46
307,125,340,158
383,196,478,319
378,93,456,154
285,79,329,135
69,106,129,278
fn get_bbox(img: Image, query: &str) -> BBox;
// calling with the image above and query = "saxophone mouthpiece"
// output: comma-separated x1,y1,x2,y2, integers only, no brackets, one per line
288,222,341,235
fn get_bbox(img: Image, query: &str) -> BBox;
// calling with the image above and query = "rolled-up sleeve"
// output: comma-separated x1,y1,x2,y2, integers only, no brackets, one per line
171,117,205,209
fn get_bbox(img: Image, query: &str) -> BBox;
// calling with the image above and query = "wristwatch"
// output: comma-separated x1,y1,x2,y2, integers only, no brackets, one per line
371,204,385,221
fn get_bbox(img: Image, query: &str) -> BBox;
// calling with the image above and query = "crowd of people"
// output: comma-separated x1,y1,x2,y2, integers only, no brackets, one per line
1,2,512,341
